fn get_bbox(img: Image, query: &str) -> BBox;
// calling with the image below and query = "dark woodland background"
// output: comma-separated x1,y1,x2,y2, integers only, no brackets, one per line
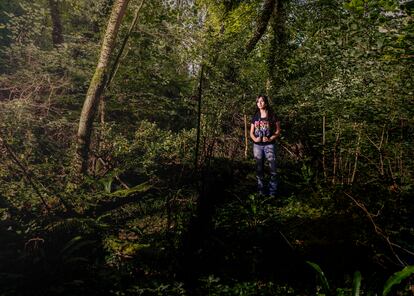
0,0,413,295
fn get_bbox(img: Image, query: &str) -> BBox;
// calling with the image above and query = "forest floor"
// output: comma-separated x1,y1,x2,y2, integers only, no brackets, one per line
0,159,411,295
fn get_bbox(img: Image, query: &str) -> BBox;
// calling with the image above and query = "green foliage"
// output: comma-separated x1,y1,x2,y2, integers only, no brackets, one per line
59,235,96,265
307,261,332,296
307,261,414,295
239,193,278,228
110,182,152,197
382,265,414,296
110,120,195,178
103,234,149,268
199,275,296,296
352,271,362,296
0,0,413,294
124,282,186,295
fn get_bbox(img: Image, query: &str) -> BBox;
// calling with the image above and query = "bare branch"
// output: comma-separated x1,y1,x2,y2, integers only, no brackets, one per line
345,192,411,266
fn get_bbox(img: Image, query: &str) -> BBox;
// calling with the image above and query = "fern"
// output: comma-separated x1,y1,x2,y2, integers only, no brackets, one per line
352,271,361,296
382,265,414,296
110,182,152,198
306,261,331,296
60,236,95,257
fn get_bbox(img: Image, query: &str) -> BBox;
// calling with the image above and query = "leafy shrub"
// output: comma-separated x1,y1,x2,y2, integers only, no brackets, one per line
111,120,195,179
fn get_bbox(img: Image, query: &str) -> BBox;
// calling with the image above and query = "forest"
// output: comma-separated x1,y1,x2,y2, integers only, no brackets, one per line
0,0,413,295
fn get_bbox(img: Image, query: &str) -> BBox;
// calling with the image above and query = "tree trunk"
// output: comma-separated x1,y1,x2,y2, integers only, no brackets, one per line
245,0,276,53
194,64,204,171
75,0,130,175
266,0,286,90
49,0,64,46
107,0,146,88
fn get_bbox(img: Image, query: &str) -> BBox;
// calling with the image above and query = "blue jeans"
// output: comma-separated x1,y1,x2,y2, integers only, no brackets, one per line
253,143,277,196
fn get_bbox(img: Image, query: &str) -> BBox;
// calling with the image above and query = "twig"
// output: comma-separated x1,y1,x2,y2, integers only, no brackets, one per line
344,192,410,266
280,142,297,158
332,119,341,185
350,127,361,184
106,0,146,88
116,175,130,189
244,109,248,159
24,237,45,251
97,158,129,189
279,230,295,251
194,63,204,171
365,125,386,175
0,136,50,211
322,115,327,179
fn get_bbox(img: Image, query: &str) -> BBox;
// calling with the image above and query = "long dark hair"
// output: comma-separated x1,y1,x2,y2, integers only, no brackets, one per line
254,95,276,121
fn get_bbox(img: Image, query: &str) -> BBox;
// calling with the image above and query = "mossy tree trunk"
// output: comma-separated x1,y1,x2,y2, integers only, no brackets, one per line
266,0,287,92
245,0,276,53
49,0,64,46
75,0,130,176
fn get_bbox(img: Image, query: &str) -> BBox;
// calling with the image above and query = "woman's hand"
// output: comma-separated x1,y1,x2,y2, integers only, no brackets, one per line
265,133,279,142
271,132,280,141
254,136,262,142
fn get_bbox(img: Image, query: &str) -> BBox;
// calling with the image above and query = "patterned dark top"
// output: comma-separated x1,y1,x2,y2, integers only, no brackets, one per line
251,113,278,145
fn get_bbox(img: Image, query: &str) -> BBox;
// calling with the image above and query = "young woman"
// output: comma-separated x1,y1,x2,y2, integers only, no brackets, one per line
250,95,281,196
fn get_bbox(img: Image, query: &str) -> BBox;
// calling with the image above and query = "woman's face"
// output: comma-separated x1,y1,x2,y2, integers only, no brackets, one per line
257,97,266,110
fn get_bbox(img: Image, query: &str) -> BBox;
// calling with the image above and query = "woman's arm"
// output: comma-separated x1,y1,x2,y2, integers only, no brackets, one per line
250,123,260,142
268,121,281,142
